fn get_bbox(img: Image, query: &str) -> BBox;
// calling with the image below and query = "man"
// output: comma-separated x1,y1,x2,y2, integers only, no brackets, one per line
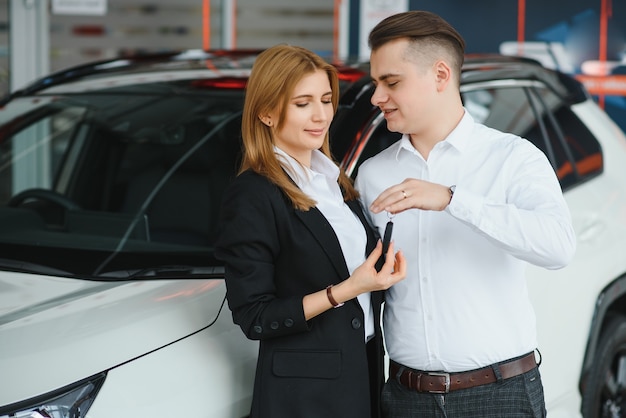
354,10,576,417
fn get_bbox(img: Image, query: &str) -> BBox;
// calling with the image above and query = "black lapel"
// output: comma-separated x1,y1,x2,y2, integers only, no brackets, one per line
346,199,378,250
294,207,349,279
347,199,385,315
347,199,386,273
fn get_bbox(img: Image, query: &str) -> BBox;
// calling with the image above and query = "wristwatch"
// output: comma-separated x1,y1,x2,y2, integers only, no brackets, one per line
448,184,456,204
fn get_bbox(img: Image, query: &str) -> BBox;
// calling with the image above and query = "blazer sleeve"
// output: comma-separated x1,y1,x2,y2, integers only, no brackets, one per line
214,172,310,340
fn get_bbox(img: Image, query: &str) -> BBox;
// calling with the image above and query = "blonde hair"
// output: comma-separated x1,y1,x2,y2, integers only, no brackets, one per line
240,44,358,210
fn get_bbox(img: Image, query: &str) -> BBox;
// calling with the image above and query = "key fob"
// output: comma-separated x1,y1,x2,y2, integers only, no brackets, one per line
382,220,393,256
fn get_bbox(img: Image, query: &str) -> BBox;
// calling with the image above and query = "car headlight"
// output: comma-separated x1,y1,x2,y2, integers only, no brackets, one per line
0,373,106,418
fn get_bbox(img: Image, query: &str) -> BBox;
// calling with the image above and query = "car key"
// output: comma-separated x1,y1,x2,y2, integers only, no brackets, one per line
381,213,394,257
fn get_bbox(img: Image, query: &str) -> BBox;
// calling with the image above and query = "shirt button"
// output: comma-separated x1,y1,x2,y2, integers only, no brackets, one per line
284,318,294,327
351,318,362,329
270,321,279,330
253,325,262,334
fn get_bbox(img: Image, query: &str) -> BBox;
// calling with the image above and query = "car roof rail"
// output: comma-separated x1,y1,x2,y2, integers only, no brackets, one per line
0,49,264,107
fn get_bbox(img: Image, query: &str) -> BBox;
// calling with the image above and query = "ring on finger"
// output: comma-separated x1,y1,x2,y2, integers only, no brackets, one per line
401,190,407,199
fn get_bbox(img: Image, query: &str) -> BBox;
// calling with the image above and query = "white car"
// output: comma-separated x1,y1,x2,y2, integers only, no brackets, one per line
0,50,260,418
0,50,625,418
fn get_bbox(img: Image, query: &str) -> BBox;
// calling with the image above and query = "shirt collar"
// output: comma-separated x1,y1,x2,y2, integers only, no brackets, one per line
273,146,339,188
445,109,474,153
394,108,474,160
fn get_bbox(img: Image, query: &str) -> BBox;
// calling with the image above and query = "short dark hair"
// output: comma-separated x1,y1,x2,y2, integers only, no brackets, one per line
369,10,466,77
369,10,465,52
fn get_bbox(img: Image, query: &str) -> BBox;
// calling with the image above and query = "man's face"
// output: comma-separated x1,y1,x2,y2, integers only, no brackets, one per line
369,38,439,136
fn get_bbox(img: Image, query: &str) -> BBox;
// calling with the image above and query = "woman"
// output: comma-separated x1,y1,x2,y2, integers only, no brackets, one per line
214,44,406,418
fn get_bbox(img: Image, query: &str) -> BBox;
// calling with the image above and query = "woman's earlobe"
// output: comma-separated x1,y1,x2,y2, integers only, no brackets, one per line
259,115,273,127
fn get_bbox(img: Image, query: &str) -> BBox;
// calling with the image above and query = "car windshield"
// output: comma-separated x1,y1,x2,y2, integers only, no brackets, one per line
0,81,244,278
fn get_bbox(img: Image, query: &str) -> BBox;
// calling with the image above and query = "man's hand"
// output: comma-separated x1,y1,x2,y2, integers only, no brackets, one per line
369,178,451,214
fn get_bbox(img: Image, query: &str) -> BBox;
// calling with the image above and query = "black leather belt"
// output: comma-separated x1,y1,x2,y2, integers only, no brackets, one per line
390,352,537,394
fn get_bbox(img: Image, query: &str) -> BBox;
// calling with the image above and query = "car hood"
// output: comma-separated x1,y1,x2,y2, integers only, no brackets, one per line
0,271,227,406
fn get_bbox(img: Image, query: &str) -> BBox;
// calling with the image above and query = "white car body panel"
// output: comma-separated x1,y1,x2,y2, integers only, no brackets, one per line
528,99,626,417
88,306,257,418
0,273,257,414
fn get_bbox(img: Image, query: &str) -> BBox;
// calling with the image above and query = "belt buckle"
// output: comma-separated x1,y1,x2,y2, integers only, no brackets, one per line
427,371,450,394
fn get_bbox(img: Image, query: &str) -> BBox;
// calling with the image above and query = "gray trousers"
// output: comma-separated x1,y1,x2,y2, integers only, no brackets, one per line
381,366,546,418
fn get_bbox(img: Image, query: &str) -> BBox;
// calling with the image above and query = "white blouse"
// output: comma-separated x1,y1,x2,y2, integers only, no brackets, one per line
275,146,374,341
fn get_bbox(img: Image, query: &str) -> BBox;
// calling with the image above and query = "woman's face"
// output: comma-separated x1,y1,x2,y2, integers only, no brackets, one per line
270,69,334,166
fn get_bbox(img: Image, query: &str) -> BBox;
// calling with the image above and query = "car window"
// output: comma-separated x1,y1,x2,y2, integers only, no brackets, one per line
347,81,603,191
0,88,244,277
462,83,602,190
0,104,85,202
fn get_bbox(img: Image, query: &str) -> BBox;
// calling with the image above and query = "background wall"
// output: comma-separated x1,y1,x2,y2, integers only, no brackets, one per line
418,0,626,66
48,0,334,73
9,1,626,75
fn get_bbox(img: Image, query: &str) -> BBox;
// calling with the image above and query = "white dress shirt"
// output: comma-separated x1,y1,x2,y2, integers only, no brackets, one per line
354,110,576,372
275,147,374,341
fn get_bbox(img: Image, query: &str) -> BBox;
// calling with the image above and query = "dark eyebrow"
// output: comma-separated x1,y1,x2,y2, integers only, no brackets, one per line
378,73,399,82
371,73,399,85
291,91,332,100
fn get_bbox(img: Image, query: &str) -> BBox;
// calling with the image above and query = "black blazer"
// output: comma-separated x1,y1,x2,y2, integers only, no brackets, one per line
215,170,384,418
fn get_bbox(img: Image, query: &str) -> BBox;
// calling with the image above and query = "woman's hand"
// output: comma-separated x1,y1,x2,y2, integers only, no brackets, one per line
302,240,406,320
328,240,406,306
350,239,406,294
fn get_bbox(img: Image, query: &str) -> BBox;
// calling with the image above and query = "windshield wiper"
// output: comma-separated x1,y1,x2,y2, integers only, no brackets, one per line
0,258,72,276
99,265,225,280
